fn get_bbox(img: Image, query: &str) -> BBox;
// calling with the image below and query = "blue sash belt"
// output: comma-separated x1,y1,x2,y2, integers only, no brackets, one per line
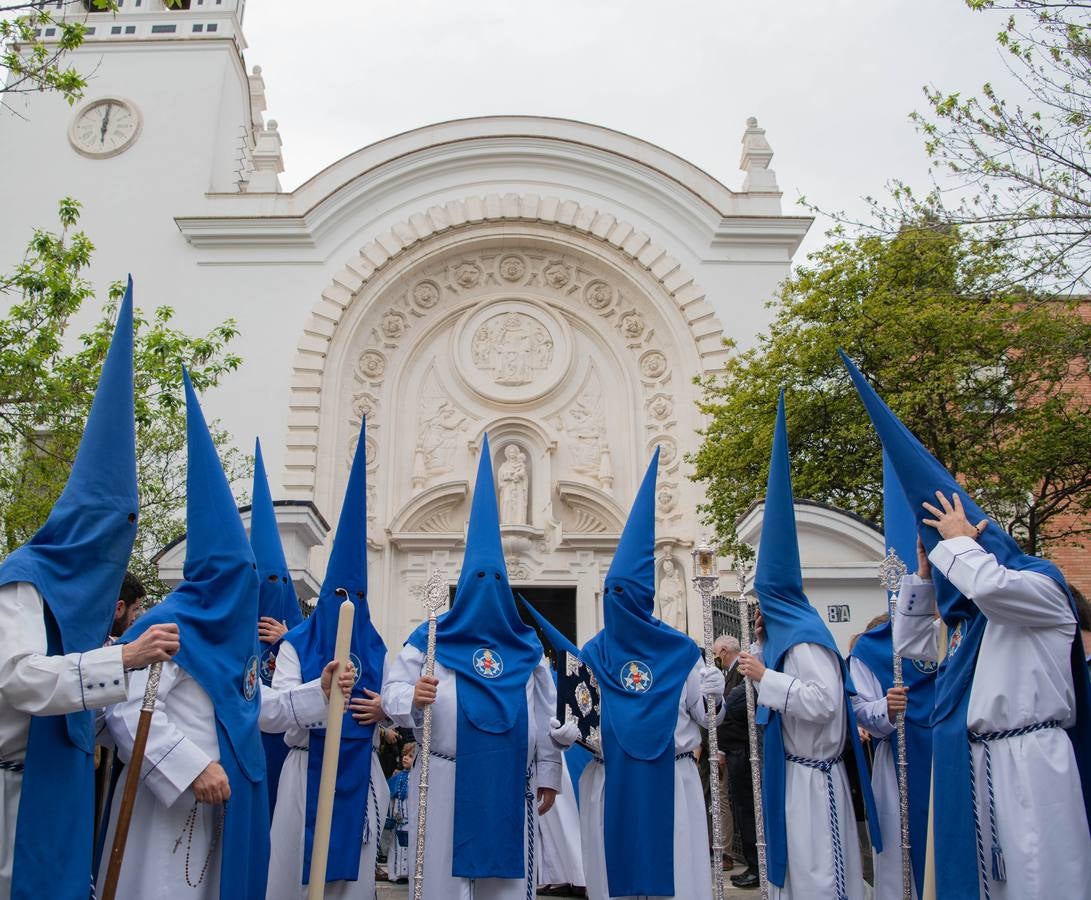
968,719,1061,893
786,752,847,900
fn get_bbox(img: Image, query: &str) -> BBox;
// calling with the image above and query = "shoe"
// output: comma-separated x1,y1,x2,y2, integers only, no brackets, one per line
731,870,760,888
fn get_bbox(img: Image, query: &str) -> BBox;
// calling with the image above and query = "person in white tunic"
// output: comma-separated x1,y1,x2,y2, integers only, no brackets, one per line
576,449,727,900
736,392,880,900
0,279,183,900
849,453,936,900
271,420,391,900
98,369,303,900
841,349,1091,900
381,434,560,900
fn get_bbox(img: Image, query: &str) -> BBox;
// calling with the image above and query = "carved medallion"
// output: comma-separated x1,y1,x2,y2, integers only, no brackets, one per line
498,255,527,282
351,391,379,421
454,299,572,404
639,350,667,379
412,280,440,310
356,350,387,381
543,261,571,289
453,262,482,289
656,482,678,514
647,393,673,421
380,310,408,340
584,280,614,311
619,311,645,339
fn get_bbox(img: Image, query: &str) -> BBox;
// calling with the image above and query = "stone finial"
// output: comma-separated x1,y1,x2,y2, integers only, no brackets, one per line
246,119,285,192
248,64,268,125
739,116,778,193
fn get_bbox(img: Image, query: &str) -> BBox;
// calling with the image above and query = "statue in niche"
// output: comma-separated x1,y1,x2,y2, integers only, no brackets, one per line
658,557,687,632
497,444,529,525
418,399,467,471
472,312,553,386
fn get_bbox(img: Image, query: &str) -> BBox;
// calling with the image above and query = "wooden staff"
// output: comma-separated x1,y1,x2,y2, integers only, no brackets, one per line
412,569,447,900
100,661,163,900
307,595,356,900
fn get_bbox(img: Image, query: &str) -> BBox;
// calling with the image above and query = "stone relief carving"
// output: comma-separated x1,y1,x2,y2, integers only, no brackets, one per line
543,261,571,289
471,312,554,387
498,254,527,282
619,311,645,340
647,393,673,421
656,481,677,515
551,366,613,489
380,309,408,340
657,557,687,631
412,280,440,310
412,364,469,489
351,390,379,423
497,444,529,525
639,350,667,380
453,261,482,289
356,349,387,381
653,435,678,469
584,280,614,312
506,556,532,581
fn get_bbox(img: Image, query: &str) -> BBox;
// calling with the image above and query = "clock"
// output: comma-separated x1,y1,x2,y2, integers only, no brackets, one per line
69,98,142,158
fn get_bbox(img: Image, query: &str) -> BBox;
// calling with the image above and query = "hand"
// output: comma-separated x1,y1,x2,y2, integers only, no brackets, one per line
699,665,726,698
886,686,908,718
191,761,230,804
258,617,288,644
916,536,932,581
537,787,557,816
320,659,356,701
737,651,766,683
548,717,579,750
122,623,180,669
858,726,871,744
753,608,766,642
922,491,988,542
413,676,439,709
349,689,385,724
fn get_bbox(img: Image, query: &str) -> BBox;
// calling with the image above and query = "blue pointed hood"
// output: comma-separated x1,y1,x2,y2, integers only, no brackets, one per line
754,391,881,888
406,434,543,880
882,450,918,572
754,392,838,669
251,438,303,652
0,277,138,652
6,278,138,900
283,420,388,884
579,451,700,897
120,369,269,896
285,419,386,729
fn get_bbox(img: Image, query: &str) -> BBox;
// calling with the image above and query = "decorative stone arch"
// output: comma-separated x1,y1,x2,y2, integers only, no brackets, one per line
284,192,728,501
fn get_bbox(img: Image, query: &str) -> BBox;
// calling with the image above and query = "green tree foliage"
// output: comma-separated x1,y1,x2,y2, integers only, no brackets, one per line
877,1,1091,288
0,199,249,597
693,223,1091,562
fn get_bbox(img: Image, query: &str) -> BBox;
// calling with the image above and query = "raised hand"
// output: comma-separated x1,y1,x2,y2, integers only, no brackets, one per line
122,623,180,669
922,491,988,542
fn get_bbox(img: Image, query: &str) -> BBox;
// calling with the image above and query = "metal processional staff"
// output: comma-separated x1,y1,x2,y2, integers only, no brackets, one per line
878,547,913,900
736,566,770,900
412,569,447,900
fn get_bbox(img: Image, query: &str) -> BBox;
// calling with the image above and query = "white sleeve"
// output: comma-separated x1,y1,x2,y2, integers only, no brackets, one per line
757,643,842,724
892,575,939,662
684,661,727,727
263,641,327,732
105,661,211,808
849,657,894,738
531,657,562,792
381,643,424,729
929,536,1074,628
0,582,128,715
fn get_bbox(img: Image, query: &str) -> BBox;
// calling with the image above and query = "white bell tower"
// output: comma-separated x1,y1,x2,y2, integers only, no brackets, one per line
0,0,282,251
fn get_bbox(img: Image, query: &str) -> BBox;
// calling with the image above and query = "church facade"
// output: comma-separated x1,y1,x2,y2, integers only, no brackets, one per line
1,0,891,649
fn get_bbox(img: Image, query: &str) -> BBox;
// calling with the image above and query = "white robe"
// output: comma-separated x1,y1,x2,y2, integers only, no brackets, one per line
850,656,917,900
537,753,585,887
757,642,865,900
0,581,131,896
579,660,720,900
893,535,1091,900
381,645,562,900
267,641,389,900
97,658,329,900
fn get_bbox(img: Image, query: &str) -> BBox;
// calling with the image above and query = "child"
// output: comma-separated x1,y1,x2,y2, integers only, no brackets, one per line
386,742,416,883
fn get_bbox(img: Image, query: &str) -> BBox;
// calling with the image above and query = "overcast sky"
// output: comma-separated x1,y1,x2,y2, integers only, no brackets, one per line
241,0,1014,259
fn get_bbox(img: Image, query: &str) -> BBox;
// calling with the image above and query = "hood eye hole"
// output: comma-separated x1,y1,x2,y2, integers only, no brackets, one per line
494,572,501,580
127,513,136,523
282,576,288,583
356,591,365,599
251,563,257,570
477,571,485,578
613,585,623,593
268,575,279,582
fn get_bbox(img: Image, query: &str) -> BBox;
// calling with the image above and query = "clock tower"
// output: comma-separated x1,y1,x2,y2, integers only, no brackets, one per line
0,0,282,276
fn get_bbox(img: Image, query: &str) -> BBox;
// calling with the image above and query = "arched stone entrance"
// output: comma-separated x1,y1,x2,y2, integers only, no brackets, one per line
286,195,728,645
